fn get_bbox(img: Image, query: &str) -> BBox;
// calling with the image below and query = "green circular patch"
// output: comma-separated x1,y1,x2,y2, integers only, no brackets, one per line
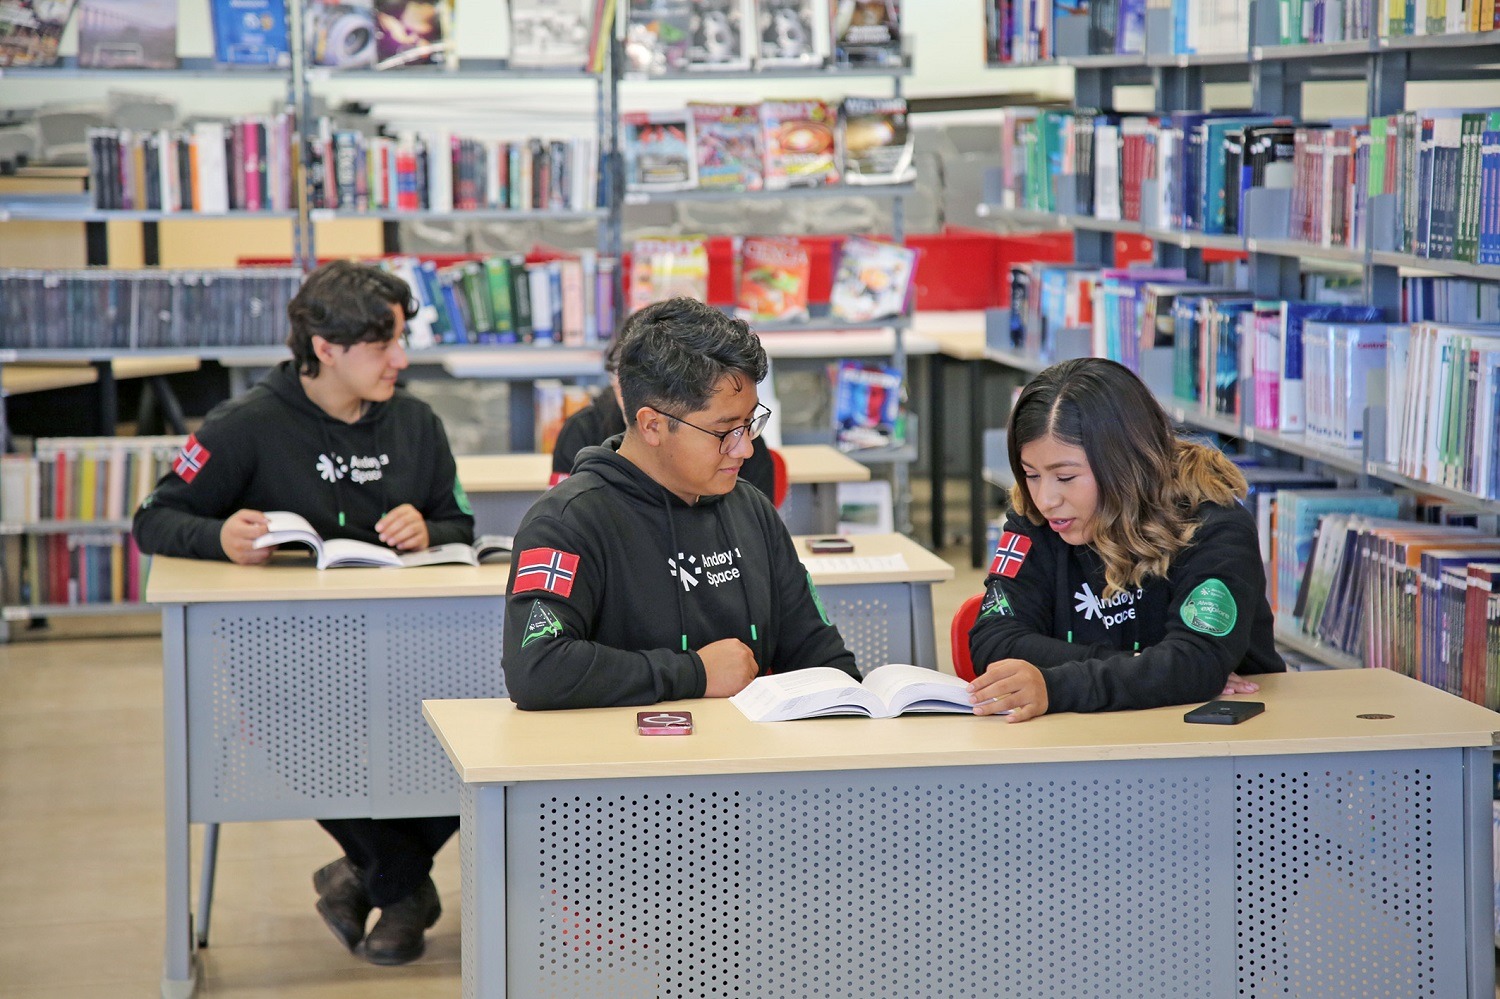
1180,578,1237,637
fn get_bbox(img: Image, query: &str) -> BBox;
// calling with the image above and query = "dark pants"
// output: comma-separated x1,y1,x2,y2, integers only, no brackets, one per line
317,816,459,907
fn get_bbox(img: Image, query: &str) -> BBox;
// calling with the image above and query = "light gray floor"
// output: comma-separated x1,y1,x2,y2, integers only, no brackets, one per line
0,543,987,997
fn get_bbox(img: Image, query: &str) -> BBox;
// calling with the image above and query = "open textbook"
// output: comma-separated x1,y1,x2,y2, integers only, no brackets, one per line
252,511,513,569
730,663,978,721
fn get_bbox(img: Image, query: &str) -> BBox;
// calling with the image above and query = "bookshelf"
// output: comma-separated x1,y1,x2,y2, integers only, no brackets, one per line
974,1,1500,674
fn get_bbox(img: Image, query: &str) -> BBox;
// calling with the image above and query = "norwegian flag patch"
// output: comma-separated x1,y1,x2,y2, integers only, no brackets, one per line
989,532,1032,578
514,547,581,598
172,434,211,483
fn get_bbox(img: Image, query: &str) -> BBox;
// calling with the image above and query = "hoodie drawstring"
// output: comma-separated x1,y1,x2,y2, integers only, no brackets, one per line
662,487,690,653
318,421,348,528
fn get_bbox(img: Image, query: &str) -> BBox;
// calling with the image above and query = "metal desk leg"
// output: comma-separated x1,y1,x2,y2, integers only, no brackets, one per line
928,354,946,550
195,824,219,948
1464,747,1497,997
465,783,509,999
161,605,199,998
968,360,988,570
909,581,938,671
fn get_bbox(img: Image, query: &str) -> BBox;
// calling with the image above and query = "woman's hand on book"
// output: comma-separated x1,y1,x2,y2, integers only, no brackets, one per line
968,658,1048,722
699,638,759,698
376,504,429,551
221,509,272,565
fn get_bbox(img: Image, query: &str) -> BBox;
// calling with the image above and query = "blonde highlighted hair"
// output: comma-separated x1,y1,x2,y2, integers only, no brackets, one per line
1007,358,1247,599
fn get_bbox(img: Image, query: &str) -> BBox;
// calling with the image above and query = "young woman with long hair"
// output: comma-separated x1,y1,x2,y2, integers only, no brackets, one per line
967,357,1284,722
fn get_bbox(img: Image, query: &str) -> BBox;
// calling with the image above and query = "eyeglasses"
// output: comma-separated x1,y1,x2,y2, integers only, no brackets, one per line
656,403,772,455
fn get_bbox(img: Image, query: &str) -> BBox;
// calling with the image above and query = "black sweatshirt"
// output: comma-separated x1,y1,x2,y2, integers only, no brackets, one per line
133,361,473,559
551,389,777,500
503,439,858,710
969,501,1284,713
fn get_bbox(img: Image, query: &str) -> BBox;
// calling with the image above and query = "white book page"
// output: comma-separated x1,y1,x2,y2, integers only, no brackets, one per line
730,667,882,722
804,553,908,574
318,538,403,569
397,543,479,568
861,663,974,715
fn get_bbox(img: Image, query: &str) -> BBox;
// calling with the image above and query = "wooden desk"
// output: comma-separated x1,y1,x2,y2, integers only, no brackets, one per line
455,444,870,537
147,556,511,998
426,668,1500,998
0,356,203,442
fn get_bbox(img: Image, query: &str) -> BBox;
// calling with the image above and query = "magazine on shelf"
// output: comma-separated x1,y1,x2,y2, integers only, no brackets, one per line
624,0,692,73
761,99,839,189
691,101,764,190
373,0,454,68
623,109,697,191
730,663,977,721
831,0,901,66
77,0,178,69
306,0,377,68
839,96,914,185
208,0,291,67
736,236,810,321
688,0,753,70
828,235,917,323
755,0,826,67
508,0,594,69
834,359,902,450
0,0,78,66
252,512,514,569
628,236,710,311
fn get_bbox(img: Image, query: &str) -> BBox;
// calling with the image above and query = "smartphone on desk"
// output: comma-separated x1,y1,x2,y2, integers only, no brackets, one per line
1184,700,1264,725
808,537,855,554
637,711,694,736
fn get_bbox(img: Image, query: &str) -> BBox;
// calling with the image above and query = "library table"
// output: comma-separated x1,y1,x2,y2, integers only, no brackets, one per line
455,443,870,537
425,668,1499,999
146,533,949,996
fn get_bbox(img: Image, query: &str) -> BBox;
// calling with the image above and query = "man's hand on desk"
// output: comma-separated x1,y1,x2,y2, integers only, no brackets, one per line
221,509,273,565
699,638,759,697
377,503,430,551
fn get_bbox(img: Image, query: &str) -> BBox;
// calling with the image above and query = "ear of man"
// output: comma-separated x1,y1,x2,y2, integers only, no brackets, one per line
632,406,669,447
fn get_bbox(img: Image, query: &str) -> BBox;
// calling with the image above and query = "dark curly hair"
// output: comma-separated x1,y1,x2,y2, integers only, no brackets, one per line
286,260,416,376
615,297,768,426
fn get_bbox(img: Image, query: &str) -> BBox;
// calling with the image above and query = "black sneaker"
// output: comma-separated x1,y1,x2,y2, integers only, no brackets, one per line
312,857,372,953
360,876,442,966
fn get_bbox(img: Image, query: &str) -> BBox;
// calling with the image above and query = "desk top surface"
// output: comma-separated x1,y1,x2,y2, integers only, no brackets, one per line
1,356,201,396
456,444,869,492
424,669,1500,784
144,532,948,603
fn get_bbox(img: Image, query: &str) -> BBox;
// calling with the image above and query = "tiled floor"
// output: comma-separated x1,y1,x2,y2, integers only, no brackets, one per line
0,543,988,997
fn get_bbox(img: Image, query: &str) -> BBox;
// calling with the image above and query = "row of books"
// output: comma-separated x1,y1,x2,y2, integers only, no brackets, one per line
1383,0,1500,37
378,252,618,347
1285,511,1500,708
1403,276,1500,325
624,0,902,75
2,532,146,609
87,115,298,213
983,0,1249,63
0,268,304,350
0,437,183,527
623,97,913,194
628,234,918,323
1276,0,1377,44
306,122,599,214
993,106,1500,265
1387,322,1500,497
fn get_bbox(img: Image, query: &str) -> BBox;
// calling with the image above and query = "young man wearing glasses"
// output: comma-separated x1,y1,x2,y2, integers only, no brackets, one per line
502,296,859,710
133,260,473,967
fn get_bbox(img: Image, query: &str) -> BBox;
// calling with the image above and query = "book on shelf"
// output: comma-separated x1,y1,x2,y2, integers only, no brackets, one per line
372,0,454,68
77,0,177,69
839,96,914,185
830,0,901,66
1302,321,1391,450
730,663,975,721
690,102,765,190
507,0,598,70
688,0,754,70
622,109,698,191
756,0,828,67
624,0,692,73
833,359,902,450
1386,322,1500,497
1272,490,1400,617
828,235,915,323
253,511,514,569
628,236,709,311
736,236,811,321
306,0,377,68
761,99,839,188
534,380,593,452
0,0,77,66
209,0,291,67
4,531,144,609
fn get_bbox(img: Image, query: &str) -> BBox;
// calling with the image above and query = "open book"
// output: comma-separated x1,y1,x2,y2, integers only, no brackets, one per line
252,511,513,569
730,663,978,722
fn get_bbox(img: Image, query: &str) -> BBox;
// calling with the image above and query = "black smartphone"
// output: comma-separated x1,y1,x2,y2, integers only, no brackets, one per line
636,711,694,736
1184,700,1265,725
808,537,855,554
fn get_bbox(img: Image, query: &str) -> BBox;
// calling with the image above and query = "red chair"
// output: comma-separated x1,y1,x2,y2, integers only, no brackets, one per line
768,447,789,509
950,593,983,682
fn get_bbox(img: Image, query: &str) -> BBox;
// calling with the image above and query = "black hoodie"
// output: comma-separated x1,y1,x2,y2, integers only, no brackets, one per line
502,438,858,710
133,361,473,559
969,502,1284,714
